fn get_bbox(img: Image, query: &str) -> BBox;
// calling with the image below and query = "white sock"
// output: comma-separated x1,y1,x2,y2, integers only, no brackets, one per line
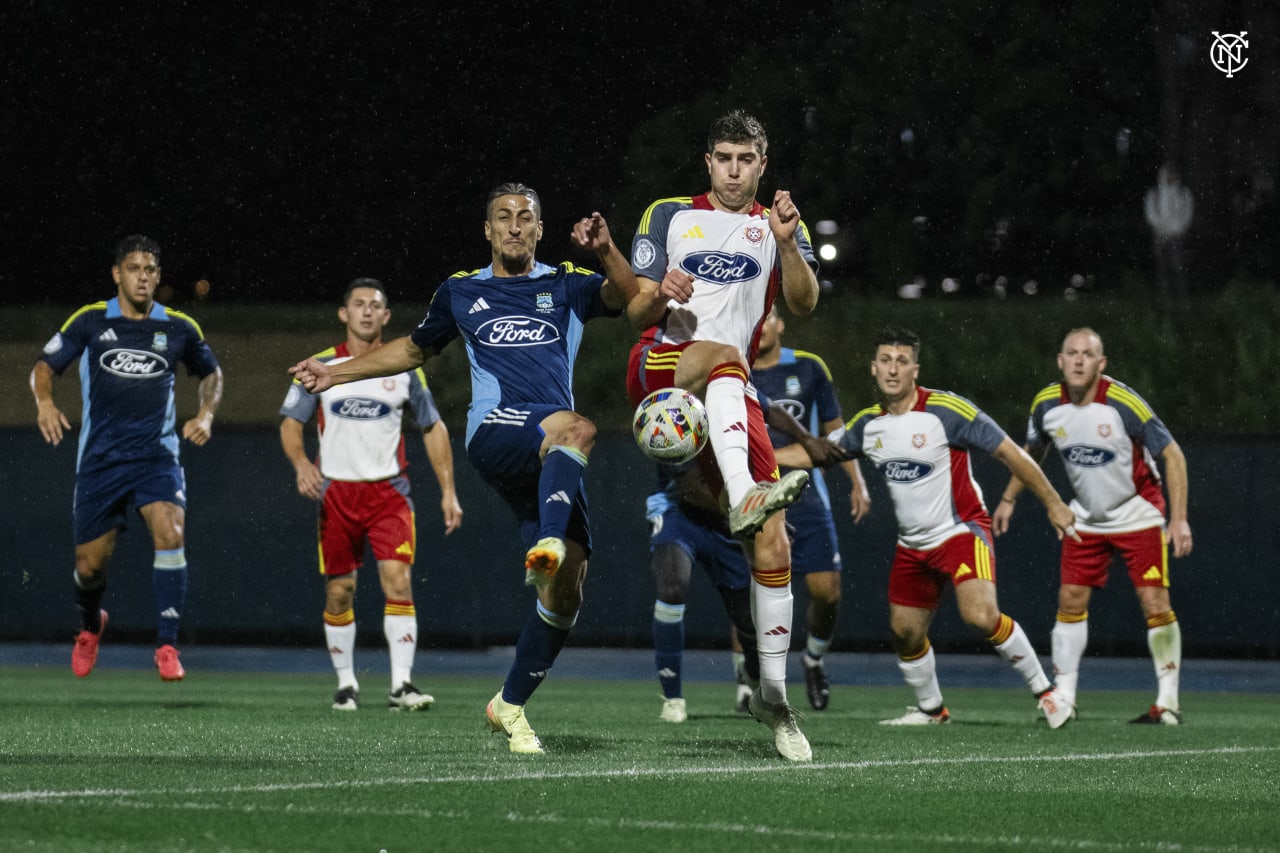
1052,616,1088,706
751,579,793,705
898,645,944,712
325,619,358,690
384,610,417,689
1148,619,1182,711
993,620,1052,695
705,371,755,505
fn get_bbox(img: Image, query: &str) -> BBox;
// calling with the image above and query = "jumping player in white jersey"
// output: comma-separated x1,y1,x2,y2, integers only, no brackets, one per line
626,110,819,761
280,279,462,712
992,327,1192,724
289,184,640,754
836,327,1078,729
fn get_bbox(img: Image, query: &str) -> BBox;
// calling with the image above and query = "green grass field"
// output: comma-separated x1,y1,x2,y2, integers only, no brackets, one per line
1,667,1277,852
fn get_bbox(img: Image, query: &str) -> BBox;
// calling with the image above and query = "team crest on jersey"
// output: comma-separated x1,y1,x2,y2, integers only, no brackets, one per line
912,433,926,448
1097,423,1112,438
152,332,168,352
785,376,801,396
634,238,657,269
744,225,765,244
536,292,554,313
382,378,396,392
42,334,62,355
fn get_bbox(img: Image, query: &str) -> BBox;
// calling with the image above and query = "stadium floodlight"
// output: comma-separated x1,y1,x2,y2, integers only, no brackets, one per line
818,243,838,262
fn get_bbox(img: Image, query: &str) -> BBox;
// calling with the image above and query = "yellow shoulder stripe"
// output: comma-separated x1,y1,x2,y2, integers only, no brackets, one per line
1030,383,1061,412
1106,383,1153,422
412,366,429,388
638,196,693,234
164,308,205,339
927,392,978,421
60,302,108,332
791,349,833,381
845,403,882,429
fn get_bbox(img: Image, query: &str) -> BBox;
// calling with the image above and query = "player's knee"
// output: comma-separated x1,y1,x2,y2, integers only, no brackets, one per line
554,414,597,453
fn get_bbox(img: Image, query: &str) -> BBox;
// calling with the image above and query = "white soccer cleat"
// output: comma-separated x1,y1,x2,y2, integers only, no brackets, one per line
728,471,809,539
880,705,951,726
1037,687,1073,729
659,697,688,723
747,689,812,763
486,691,545,754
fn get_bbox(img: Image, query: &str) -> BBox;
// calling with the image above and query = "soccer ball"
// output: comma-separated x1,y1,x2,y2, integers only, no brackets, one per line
632,387,710,464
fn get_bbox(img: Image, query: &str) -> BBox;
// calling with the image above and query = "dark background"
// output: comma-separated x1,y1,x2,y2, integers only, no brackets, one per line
3,1,1276,308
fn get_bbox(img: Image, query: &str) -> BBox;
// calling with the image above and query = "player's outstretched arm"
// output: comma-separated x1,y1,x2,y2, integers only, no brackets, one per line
289,336,427,393
992,437,1080,542
182,367,223,446
771,190,819,317
1160,440,1193,557
573,212,640,311
30,361,72,446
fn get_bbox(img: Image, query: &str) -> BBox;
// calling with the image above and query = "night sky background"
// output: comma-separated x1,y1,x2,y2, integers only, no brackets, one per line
4,1,1276,308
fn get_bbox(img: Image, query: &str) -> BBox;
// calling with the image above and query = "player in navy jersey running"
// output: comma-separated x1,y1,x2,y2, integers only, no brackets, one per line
626,110,820,761
289,184,639,754
746,308,870,711
32,235,223,682
836,327,1076,728
280,278,462,712
992,327,1192,724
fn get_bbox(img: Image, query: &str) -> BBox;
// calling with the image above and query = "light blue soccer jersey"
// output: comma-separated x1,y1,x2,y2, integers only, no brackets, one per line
410,261,616,444
39,298,220,472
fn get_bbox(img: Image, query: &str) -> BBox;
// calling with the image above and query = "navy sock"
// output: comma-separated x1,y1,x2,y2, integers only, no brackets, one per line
536,446,586,541
653,601,685,699
153,550,188,646
503,603,573,705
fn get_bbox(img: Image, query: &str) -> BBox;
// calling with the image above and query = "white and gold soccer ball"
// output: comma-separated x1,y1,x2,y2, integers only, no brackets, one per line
632,387,710,465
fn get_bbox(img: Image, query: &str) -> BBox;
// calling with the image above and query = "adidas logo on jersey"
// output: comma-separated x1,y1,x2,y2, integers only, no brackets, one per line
680,226,706,239
98,328,119,342
469,297,491,314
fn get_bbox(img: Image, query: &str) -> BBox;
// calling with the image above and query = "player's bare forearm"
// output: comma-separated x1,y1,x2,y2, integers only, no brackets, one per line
279,417,322,499
779,242,818,316
993,438,1078,539
31,360,71,446
422,421,462,533
291,336,426,393
626,277,668,329
1161,440,1193,556
182,367,223,446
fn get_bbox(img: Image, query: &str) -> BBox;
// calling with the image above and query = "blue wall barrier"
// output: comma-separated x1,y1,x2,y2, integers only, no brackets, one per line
3,428,1275,658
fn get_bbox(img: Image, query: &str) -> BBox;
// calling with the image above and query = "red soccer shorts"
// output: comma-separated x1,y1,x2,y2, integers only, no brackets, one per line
628,340,778,485
888,527,996,610
1061,526,1168,589
318,479,415,576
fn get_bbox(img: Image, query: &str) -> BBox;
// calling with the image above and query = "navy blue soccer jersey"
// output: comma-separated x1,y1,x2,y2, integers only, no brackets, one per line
411,261,617,444
752,347,842,508
39,298,220,472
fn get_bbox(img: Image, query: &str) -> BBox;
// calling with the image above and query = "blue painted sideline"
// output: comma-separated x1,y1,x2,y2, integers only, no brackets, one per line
2,643,1277,694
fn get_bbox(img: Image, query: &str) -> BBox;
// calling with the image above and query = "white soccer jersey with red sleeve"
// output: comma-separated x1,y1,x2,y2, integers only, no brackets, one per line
1025,376,1172,533
838,387,1007,550
279,343,440,482
631,193,817,361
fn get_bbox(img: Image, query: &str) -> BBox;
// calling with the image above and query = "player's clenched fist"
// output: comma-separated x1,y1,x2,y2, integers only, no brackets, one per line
288,357,334,393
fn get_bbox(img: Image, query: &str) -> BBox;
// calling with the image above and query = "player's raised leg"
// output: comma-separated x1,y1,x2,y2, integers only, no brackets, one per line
525,412,595,587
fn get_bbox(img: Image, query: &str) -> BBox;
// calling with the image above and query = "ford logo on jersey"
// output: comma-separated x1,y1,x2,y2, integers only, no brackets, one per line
99,348,168,378
679,252,762,285
879,459,934,482
331,397,392,419
477,316,561,347
1063,445,1117,467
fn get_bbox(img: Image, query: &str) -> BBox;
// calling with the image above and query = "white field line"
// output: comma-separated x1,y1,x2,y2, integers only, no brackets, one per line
1,744,1273,804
